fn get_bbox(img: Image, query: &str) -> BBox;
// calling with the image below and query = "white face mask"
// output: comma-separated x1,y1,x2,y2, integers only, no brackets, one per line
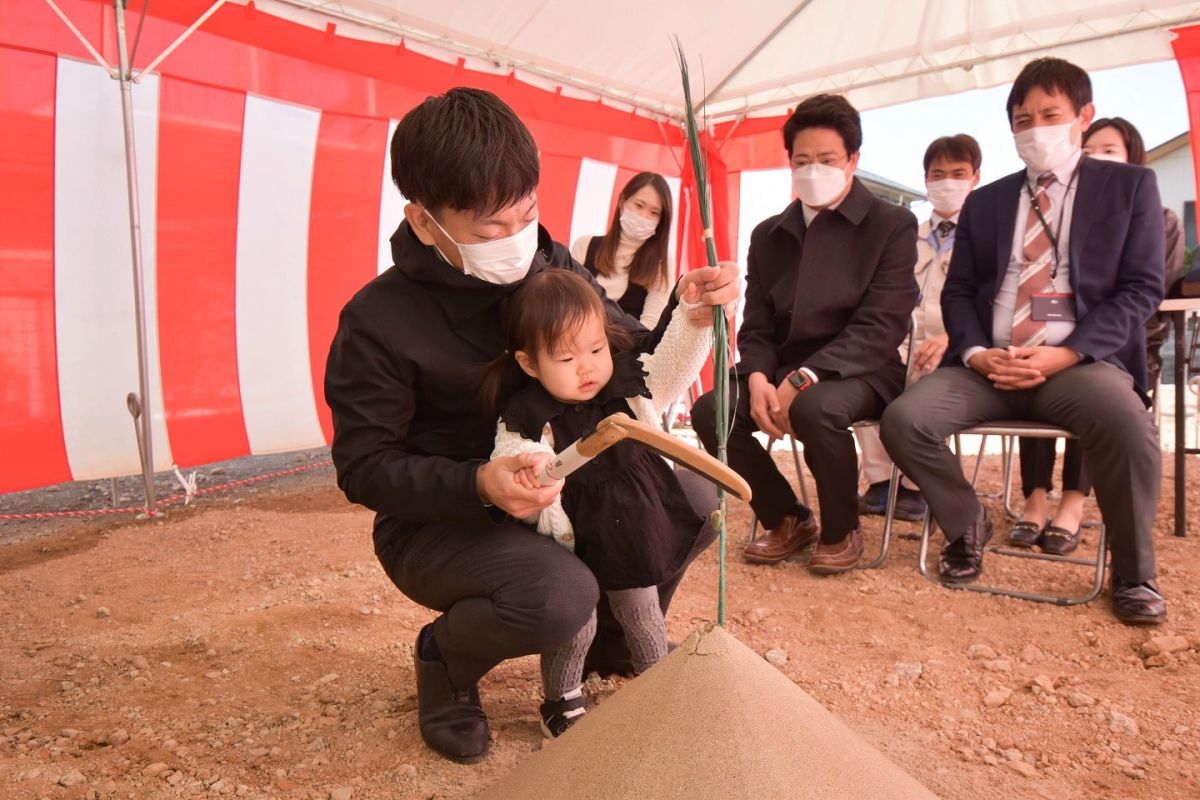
619,208,658,242
1086,151,1126,163
425,212,540,284
924,178,973,215
792,163,848,208
1013,120,1079,174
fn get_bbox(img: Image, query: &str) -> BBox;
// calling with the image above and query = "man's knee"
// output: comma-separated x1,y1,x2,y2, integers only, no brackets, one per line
880,394,922,455
497,553,600,651
787,385,848,437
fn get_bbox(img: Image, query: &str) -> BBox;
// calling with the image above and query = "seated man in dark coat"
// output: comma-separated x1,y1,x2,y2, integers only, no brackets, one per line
694,93,918,574
324,88,740,764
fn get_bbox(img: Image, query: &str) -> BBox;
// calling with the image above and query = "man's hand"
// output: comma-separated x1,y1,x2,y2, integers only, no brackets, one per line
477,453,563,519
748,372,786,439
911,332,949,376
772,377,799,437
1007,346,1082,380
968,347,1044,390
678,261,741,324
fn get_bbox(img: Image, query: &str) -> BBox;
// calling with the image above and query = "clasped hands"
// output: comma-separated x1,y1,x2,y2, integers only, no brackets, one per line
967,345,1081,390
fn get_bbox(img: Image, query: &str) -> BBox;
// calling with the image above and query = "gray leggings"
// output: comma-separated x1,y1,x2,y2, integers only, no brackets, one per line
541,585,667,700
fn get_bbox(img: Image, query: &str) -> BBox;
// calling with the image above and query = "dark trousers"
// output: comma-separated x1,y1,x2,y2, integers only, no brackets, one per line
880,362,1159,583
1018,438,1092,498
376,470,716,690
694,376,884,542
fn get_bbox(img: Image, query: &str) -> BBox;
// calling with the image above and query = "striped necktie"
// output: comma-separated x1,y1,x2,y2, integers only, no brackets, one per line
1010,173,1056,348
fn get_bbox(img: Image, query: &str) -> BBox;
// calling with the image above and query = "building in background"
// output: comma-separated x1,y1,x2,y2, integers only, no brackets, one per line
1148,132,1196,248
857,170,926,208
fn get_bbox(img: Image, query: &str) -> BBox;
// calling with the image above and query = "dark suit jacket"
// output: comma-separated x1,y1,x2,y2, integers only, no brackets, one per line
941,158,1166,397
324,222,664,552
736,177,919,402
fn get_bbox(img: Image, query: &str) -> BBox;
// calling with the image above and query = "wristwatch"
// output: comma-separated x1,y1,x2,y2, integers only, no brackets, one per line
787,369,814,392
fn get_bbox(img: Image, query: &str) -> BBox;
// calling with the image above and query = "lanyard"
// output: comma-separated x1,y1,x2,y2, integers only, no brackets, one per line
1024,163,1080,282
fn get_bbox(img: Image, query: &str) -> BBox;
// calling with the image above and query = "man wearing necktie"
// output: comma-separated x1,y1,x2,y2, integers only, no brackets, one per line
881,58,1167,625
857,135,982,523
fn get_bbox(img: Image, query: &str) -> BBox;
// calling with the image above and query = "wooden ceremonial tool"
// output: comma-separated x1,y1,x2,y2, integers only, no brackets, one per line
540,412,752,502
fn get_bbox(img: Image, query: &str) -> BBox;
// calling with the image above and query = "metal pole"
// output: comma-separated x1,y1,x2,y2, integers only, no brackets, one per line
113,0,158,515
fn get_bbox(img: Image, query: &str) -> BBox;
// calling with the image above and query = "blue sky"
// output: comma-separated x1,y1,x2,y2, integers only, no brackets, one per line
857,59,1190,192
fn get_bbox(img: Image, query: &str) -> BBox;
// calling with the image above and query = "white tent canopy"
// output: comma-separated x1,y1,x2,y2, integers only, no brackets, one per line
261,0,1200,120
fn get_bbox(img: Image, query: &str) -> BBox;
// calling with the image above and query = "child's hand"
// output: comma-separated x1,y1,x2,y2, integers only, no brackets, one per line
478,453,563,518
513,452,554,490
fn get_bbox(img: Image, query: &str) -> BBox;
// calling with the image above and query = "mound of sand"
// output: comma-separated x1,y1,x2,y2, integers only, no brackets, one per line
478,624,939,799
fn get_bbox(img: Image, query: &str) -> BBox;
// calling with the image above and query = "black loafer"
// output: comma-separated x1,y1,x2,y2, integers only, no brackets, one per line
938,509,993,585
414,627,490,763
1111,577,1167,625
1007,519,1044,549
1038,524,1082,556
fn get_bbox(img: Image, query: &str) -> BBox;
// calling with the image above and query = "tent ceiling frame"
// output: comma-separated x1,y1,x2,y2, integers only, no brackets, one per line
270,0,680,120
270,1,1200,122
699,0,816,106
723,6,1197,103
720,10,1200,119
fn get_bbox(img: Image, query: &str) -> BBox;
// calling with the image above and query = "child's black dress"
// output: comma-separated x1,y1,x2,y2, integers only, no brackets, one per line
500,354,706,591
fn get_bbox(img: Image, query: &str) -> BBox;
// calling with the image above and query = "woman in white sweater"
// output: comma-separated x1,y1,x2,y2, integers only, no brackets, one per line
570,172,673,329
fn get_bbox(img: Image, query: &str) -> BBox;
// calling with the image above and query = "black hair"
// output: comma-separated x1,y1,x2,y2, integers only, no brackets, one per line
923,134,982,174
390,87,539,216
782,93,862,157
594,172,673,290
1006,58,1092,122
478,270,632,414
1084,117,1147,166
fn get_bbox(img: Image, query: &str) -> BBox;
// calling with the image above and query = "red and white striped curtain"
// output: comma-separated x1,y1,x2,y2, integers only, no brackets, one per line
0,0,712,493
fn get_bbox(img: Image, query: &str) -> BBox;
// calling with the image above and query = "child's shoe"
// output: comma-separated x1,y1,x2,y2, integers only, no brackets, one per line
539,689,587,738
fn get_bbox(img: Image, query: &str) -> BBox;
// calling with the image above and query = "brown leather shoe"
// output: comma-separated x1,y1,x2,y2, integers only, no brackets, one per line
808,527,864,574
743,512,818,564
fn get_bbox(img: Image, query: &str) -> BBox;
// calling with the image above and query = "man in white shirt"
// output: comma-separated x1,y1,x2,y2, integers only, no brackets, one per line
880,58,1167,625
857,134,981,522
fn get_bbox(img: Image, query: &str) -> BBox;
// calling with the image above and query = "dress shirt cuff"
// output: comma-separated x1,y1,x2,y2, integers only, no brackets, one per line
961,346,986,368
798,367,820,385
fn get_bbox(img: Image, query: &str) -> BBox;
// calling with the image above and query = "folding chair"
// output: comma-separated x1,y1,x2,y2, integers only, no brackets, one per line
916,421,1108,606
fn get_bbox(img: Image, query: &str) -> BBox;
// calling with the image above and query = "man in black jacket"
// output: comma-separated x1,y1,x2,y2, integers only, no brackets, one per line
695,94,918,575
324,88,739,763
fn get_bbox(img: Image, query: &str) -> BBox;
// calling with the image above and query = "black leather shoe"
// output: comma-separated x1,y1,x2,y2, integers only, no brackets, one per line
413,627,490,763
1111,577,1167,625
1007,519,1044,549
938,509,993,585
1038,524,1082,556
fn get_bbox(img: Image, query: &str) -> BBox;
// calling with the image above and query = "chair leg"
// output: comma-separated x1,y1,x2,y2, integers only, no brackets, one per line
969,434,988,488
789,436,811,508
1002,436,1021,520
860,462,901,569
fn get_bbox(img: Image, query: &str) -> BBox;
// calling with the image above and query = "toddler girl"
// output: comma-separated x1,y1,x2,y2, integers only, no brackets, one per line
484,269,712,738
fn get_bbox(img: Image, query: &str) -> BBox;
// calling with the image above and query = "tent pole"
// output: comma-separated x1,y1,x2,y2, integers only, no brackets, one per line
133,0,228,81
113,0,158,516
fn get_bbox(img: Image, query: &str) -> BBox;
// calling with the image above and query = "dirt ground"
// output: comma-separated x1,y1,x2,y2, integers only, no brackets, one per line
2,445,1199,800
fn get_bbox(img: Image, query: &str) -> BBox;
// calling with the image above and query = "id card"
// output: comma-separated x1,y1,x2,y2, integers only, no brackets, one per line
1031,293,1075,321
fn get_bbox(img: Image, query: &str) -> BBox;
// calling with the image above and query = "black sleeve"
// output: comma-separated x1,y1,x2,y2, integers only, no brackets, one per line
324,301,493,526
